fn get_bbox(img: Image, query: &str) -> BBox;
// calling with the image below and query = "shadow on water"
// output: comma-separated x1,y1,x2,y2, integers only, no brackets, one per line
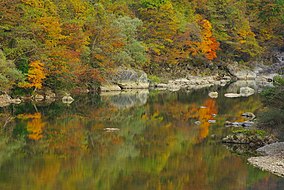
0,85,284,190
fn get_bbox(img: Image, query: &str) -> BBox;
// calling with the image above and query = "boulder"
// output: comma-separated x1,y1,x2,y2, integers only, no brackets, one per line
227,62,257,80
114,68,149,89
227,80,257,93
100,84,121,92
240,87,255,97
62,95,74,104
235,70,257,80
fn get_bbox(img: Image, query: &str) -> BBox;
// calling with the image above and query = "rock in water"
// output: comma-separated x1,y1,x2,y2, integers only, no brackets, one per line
242,112,256,120
114,68,149,89
100,84,121,92
208,92,218,98
10,98,21,104
34,94,44,101
62,95,74,104
240,87,255,97
194,121,201,125
224,93,242,98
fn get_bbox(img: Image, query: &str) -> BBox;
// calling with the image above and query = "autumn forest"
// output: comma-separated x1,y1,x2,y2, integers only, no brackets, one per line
0,0,283,93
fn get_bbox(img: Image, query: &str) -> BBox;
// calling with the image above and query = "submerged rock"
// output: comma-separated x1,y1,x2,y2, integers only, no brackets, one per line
222,130,277,146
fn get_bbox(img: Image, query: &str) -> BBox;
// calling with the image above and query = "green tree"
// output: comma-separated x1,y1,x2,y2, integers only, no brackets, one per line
0,51,23,92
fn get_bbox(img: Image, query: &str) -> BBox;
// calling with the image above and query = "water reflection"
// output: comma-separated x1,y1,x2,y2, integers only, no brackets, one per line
0,88,283,190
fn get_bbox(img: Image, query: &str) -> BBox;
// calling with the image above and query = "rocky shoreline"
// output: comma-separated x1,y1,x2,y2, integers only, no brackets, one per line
248,142,284,177
0,63,280,108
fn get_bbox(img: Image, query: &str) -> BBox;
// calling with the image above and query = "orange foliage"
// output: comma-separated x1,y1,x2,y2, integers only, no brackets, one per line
19,60,46,89
17,112,45,141
195,18,220,60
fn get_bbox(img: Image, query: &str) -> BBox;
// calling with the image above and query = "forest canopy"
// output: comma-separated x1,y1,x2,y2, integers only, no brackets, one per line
0,0,283,92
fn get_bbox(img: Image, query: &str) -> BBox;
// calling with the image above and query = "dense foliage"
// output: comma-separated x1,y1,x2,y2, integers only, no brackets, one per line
0,0,283,92
259,76,284,137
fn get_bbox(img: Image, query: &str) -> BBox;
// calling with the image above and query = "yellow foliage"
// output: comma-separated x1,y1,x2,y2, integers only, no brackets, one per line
17,112,45,141
19,60,46,89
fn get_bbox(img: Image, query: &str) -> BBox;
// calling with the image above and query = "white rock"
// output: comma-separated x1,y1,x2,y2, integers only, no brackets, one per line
62,95,74,104
104,128,120,132
208,92,218,98
34,94,44,101
100,84,121,92
240,87,255,97
224,93,242,98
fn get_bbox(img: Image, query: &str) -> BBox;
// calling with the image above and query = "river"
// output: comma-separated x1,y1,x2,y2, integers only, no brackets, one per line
0,86,284,190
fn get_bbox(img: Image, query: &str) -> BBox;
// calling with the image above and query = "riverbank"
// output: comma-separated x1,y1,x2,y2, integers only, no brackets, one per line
248,142,284,177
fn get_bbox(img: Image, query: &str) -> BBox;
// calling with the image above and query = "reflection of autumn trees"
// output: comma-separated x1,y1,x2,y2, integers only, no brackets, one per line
17,113,45,140
144,98,218,141
0,92,274,189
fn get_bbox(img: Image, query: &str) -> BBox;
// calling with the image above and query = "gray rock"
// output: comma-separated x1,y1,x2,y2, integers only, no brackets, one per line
114,68,149,89
227,80,257,93
248,142,284,177
227,63,257,80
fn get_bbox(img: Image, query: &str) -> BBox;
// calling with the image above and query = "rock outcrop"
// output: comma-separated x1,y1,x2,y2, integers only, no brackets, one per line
248,142,284,177
113,68,149,89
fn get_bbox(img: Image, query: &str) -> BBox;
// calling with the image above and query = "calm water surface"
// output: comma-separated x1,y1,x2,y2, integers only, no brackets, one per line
0,87,284,190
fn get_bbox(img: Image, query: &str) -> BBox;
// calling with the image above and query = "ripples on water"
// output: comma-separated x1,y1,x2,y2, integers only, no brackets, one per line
0,87,284,190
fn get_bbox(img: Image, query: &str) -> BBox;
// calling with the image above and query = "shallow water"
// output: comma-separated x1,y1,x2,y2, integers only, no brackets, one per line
0,87,284,190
